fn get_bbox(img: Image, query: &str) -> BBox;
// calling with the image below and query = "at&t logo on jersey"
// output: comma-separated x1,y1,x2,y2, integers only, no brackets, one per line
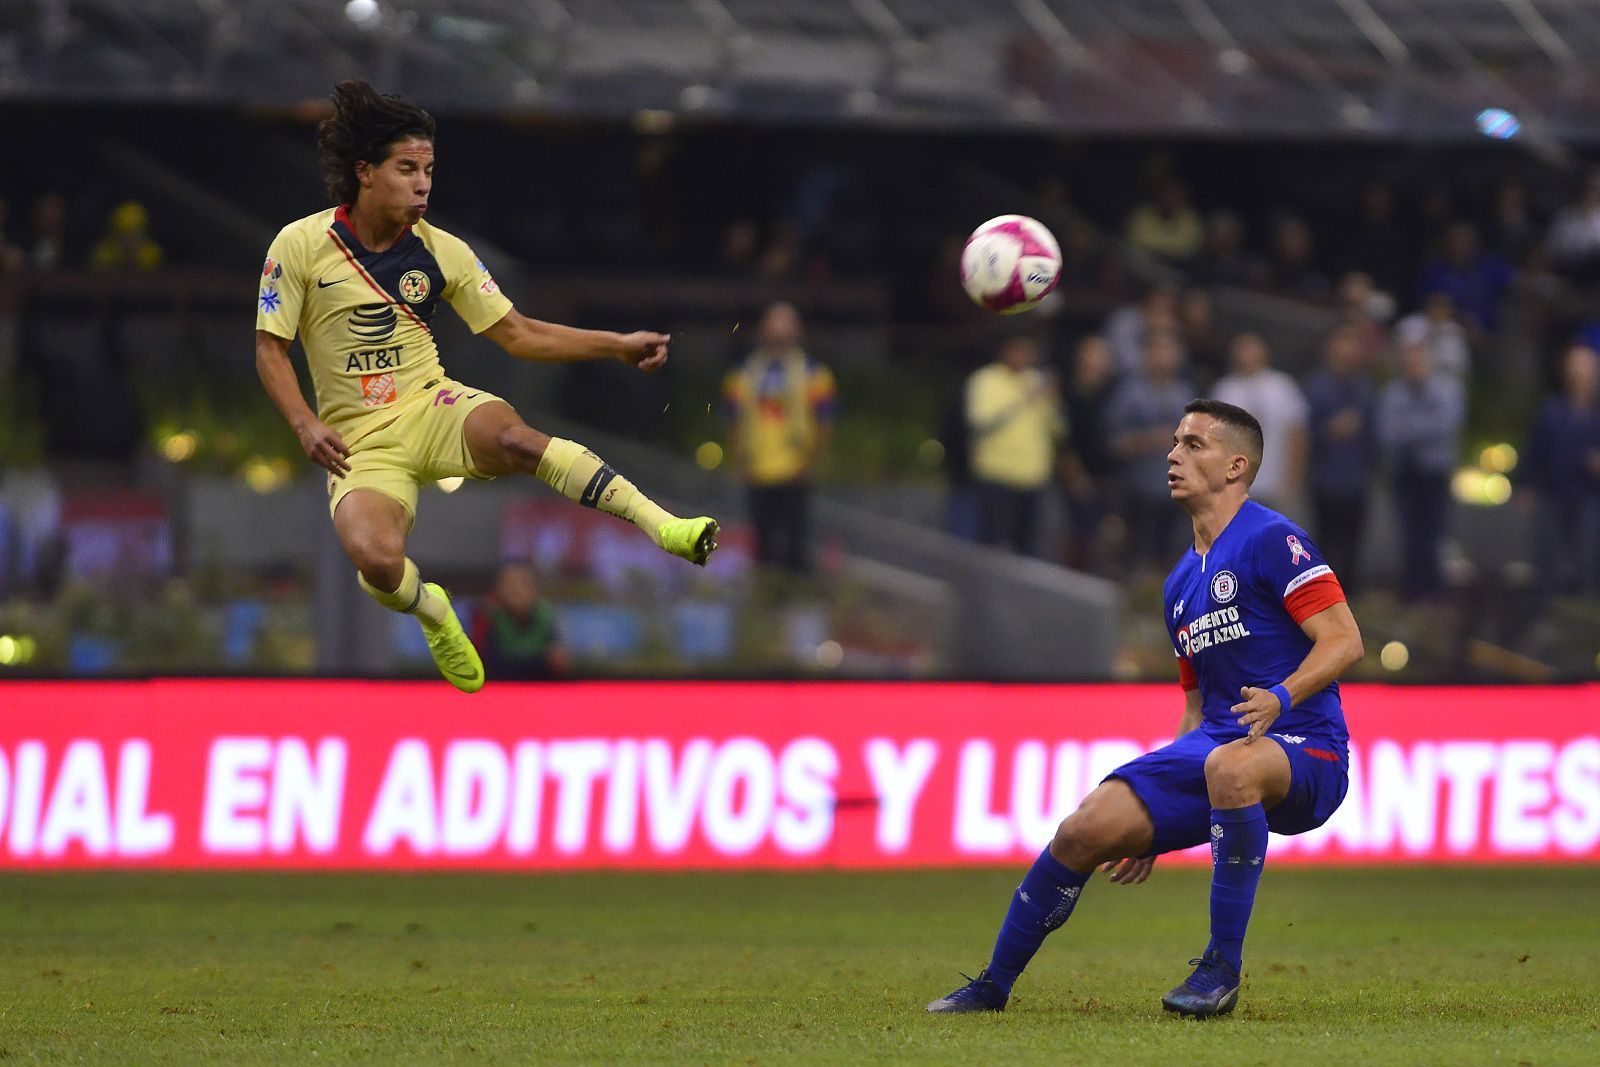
1210,570,1238,604
348,303,398,343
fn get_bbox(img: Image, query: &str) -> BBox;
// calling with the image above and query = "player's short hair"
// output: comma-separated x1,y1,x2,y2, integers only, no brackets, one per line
1184,397,1264,486
316,80,436,206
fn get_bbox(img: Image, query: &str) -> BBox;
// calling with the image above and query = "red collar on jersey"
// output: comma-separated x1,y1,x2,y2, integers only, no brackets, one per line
334,204,413,252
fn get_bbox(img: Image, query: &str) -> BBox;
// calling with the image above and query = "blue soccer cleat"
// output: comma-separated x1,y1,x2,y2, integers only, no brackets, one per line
925,969,1009,1014
1161,950,1241,1018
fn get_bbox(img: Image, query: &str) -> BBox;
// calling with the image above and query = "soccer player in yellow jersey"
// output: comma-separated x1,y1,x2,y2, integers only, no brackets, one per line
254,81,718,693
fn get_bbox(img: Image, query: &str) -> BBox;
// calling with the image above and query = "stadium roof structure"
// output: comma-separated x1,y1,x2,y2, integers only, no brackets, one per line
5,0,1600,147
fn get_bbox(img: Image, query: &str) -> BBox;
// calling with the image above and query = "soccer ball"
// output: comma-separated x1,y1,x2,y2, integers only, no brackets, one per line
959,215,1062,315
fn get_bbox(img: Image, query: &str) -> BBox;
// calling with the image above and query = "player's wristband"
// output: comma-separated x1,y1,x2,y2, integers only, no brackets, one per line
1268,684,1293,715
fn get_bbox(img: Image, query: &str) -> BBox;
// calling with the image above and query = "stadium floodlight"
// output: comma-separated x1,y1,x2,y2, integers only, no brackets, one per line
344,0,380,28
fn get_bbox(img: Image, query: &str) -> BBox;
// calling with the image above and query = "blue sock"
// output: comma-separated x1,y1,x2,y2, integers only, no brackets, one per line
985,847,1090,993
1208,804,1268,973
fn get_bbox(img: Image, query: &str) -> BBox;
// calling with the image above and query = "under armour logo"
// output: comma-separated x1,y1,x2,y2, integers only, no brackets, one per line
1173,599,1185,619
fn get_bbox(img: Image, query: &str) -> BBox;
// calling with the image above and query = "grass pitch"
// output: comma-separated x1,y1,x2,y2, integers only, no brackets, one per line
1,866,1596,1064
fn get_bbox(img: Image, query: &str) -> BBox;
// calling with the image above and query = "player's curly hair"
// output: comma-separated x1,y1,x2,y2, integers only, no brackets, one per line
316,80,436,206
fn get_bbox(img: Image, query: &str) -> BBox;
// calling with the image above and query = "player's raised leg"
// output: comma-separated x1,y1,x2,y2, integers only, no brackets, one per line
1161,737,1292,1019
464,401,719,565
926,779,1155,1013
333,488,484,693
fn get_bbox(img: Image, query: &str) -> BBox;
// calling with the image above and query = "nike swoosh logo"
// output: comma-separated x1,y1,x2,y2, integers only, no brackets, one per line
579,464,618,508
317,277,346,288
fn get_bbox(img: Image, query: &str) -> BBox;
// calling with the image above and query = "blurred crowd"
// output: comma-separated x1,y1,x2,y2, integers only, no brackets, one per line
9,121,1600,679
0,192,164,281
937,164,1600,613
955,319,1600,610
948,306,1487,604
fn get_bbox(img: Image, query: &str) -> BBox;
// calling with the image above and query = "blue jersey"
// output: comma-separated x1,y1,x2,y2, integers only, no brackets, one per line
1163,500,1349,753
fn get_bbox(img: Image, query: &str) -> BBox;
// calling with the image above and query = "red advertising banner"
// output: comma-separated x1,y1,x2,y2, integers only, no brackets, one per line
0,681,1594,869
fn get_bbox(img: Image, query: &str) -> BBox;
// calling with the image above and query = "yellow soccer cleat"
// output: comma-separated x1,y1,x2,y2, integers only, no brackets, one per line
420,583,485,693
658,516,720,566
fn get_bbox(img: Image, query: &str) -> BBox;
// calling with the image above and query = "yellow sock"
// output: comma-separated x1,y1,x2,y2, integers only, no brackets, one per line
536,437,674,545
357,558,449,626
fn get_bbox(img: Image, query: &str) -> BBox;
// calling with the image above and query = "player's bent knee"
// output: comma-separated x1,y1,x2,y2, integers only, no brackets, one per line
1050,810,1117,871
1204,745,1260,806
1048,778,1157,870
1048,822,1094,871
350,533,405,583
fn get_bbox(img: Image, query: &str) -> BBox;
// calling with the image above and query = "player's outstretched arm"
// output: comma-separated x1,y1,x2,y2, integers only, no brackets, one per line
482,310,669,371
254,330,349,479
1234,601,1364,742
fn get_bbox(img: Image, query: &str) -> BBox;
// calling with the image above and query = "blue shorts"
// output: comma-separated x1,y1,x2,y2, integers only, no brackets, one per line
1106,729,1349,857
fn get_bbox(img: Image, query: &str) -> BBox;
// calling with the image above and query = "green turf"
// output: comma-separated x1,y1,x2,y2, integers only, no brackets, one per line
1,867,1596,1064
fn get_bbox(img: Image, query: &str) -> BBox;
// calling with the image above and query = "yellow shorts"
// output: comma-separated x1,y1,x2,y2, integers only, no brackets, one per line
327,378,504,526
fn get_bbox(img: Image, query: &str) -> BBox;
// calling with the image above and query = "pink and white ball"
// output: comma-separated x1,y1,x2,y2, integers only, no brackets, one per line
960,214,1062,315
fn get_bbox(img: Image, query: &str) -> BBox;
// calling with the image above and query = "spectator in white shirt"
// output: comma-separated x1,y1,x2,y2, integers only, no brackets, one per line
1392,290,1470,381
1104,283,1183,377
1378,341,1466,602
1211,332,1310,514
1547,173,1600,275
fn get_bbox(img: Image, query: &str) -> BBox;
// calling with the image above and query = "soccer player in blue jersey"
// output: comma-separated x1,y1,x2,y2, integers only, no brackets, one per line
928,398,1364,1018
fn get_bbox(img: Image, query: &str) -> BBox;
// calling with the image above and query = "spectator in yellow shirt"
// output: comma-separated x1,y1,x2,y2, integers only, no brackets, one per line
1125,178,1204,265
965,334,1064,555
723,302,837,571
89,201,164,273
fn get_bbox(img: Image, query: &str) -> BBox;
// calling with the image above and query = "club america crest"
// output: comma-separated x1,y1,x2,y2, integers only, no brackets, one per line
399,270,430,303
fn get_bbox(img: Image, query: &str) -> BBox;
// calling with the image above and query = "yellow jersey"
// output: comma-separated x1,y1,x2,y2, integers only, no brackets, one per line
965,363,1064,490
255,207,514,445
721,349,837,485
